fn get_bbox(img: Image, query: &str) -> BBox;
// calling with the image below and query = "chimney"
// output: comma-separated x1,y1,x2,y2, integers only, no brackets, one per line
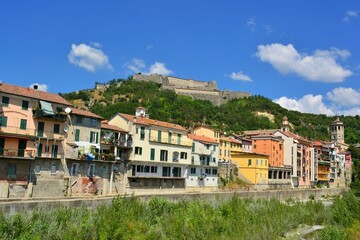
33,84,38,90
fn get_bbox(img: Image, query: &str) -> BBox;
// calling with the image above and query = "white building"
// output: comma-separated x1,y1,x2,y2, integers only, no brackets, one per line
108,107,192,191
187,134,219,190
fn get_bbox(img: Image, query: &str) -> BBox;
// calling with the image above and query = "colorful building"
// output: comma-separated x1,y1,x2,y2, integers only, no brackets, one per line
230,152,269,186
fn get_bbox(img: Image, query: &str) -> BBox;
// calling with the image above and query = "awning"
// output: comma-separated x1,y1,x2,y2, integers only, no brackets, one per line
40,100,54,115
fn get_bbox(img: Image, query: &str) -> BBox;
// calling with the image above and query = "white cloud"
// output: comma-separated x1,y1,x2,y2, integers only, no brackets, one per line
90,42,102,48
29,83,47,92
274,94,334,115
147,62,173,75
126,58,173,76
327,87,360,106
343,10,357,23
146,45,154,50
246,17,256,31
127,58,146,73
229,71,252,82
256,43,352,83
68,43,112,72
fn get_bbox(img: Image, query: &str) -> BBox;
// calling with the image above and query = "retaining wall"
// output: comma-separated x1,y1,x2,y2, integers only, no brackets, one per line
0,188,348,216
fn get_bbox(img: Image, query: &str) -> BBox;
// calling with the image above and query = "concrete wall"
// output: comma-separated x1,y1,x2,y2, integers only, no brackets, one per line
0,188,348,216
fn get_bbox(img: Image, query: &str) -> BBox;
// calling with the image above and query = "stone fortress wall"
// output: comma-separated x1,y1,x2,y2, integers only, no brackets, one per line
133,73,250,106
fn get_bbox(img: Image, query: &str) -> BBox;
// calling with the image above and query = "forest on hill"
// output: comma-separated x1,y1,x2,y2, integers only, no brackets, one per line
60,77,360,145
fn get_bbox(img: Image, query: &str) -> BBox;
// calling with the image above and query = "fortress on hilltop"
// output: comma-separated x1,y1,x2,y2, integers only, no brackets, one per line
133,73,251,106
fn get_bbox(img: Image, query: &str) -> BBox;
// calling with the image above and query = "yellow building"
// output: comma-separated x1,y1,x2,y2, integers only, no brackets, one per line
231,152,269,185
193,126,242,162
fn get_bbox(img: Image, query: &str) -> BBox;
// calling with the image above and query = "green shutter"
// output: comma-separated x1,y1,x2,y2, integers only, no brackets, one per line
96,132,99,143
158,131,161,141
75,129,80,141
2,97,9,107
20,119,27,130
168,132,172,143
90,131,93,143
1,116,7,127
192,143,195,152
22,100,28,110
150,148,155,160
177,134,181,144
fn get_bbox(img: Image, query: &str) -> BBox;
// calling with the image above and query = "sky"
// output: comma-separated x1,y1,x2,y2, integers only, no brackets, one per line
1,1,360,116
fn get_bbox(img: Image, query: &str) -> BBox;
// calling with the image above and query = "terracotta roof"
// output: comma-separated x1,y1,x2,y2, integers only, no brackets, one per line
244,129,277,136
0,82,72,106
119,113,187,131
188,133,218,144
101,121,127,132
70,107,103,119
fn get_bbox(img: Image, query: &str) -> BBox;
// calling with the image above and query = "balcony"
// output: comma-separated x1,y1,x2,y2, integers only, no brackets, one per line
318,176,329,181
0,148,35,158
37,152,63,159
149,135,192,147
35,130,64,140
32,109,67,122
0,126,36,138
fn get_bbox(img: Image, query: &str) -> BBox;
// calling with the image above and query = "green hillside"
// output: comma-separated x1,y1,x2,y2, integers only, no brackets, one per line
60,77,360,144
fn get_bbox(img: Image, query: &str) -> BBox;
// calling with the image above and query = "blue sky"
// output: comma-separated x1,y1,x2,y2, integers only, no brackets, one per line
1,1,360,115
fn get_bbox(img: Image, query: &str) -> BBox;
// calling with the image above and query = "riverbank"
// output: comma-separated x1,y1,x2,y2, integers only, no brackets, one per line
0,187,348,216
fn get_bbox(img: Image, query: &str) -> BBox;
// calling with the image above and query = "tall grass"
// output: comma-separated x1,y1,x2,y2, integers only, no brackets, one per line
0,192,358,240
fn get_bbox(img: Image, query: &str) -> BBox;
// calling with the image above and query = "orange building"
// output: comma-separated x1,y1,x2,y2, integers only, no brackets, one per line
250,135,284,167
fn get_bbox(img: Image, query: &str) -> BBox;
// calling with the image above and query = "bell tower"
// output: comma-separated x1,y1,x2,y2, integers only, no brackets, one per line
281,116,289,132
330,117,345,144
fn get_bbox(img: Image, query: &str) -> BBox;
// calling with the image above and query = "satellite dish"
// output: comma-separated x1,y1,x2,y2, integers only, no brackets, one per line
64,107,72,114
64,127,69,133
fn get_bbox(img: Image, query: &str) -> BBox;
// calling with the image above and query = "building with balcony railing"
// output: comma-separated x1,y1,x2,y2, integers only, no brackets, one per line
0,82,73,198
108,107,192,191
187,133,219,189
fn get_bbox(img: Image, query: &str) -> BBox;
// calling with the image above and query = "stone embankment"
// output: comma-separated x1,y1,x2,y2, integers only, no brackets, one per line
0,188,348,216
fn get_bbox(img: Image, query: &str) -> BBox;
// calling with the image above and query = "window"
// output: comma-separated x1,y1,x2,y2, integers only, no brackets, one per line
160,150,168,161
172,151,179,162
150,166,158,173
191,156,194,165
168,132,172,143
0,116,7,127
71,163,79,176
53,124,60,134
212,169,218,175
162,166,171,177
192,143,195,152
34,164,41,174
248,159,252,166
190,167,196,174
180,152,187,159
228,150,230,157
150,148,155,160
254,144,257,149
205,168,211,175
102,165,108,174
158,131,162,141
50,165,57,175
265,160,267,166
212,157,216,162
135,147,142,155
261,160,263,165
213,145,216,151
136,127,139,134
21,100,29,110
75,129,80,141
2,96,9,107
177,134,181,144
88,164,95,177
136,165,144,172
90,131,99,143
206,144,210,150
20,119,27,130
140,127,145,140
90,119,97,127
256,159,258,166
7,164,16,179
173,167,181,177
143,166,149,173
76,116,83,124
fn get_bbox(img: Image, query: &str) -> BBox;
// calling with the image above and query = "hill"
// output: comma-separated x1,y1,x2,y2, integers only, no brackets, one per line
60,77,360,144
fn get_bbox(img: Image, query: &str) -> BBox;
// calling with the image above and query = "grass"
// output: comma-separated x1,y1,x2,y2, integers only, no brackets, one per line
0,192,359,240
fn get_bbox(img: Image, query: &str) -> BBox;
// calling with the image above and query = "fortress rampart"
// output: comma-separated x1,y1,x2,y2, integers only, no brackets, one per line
133,73,250,106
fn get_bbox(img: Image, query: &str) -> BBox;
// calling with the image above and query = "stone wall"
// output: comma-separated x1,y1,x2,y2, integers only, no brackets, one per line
132,73,250,106
0,188,348,216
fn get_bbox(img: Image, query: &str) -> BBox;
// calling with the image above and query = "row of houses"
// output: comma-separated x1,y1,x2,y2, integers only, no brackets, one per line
0,82,352,199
